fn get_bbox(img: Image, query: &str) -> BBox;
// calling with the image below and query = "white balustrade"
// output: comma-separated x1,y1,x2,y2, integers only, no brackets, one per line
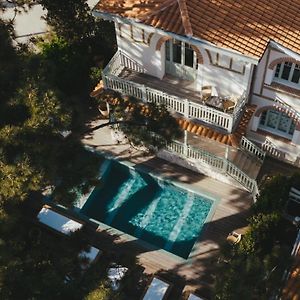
262,137,286,160
102,51,238,132
166,140,257,193
240,136,266,162
189,101,233,131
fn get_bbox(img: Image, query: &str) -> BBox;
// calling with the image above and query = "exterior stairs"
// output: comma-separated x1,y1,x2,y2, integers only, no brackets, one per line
178,103,263,182
232,104,257,143
178,118,235,146
178,104,257,148
230,149,262,179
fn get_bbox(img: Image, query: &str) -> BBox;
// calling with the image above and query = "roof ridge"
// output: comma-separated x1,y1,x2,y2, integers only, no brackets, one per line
177,0,193,36
138,0,177,21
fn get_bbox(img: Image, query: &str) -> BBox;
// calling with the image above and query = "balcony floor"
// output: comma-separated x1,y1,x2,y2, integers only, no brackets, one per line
118,68,202,104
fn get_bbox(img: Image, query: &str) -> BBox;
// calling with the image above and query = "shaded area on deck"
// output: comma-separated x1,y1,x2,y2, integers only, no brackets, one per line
119,68,201,103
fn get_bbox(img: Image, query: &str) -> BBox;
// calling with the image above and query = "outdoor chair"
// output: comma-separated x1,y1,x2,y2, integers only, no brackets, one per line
141,276,172,300
201,85,218,102
223,96,238,113
226,231,242,245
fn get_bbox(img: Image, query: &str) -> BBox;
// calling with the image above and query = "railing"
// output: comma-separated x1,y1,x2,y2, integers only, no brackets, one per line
103,50,146,76
240,136,266,162
165,140,257,193
275,96,300,120
262,137,286,160
103,51,236,132
232,92,247,124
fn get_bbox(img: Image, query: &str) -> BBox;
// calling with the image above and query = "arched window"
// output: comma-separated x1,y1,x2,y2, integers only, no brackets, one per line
259,109,296,139
274,62,300,85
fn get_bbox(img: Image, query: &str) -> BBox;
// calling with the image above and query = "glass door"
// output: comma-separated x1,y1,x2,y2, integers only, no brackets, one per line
259,109,296,139
165,39,198,81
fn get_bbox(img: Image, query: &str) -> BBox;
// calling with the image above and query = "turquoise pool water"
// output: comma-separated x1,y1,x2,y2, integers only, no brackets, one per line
81,159,213,259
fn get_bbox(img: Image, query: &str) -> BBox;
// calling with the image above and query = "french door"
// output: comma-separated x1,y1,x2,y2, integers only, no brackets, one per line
259,109,296,139
165,39,198,81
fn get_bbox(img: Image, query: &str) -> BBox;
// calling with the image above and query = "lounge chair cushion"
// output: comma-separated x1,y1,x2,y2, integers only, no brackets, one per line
37,207,83,235
143,277,170,300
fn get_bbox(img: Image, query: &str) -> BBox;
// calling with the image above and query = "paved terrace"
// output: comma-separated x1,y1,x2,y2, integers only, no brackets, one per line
82,119,253,297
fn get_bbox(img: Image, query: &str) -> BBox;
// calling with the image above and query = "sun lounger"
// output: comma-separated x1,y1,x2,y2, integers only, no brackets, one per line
187,293,205,300
141,276,172,300
78,246,102,270
37,205,83,235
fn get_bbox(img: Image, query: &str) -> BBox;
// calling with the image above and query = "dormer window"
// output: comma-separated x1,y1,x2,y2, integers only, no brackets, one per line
274,62,300,85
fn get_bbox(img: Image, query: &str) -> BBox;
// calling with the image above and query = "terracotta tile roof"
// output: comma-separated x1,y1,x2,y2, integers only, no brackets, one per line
94,0,300,58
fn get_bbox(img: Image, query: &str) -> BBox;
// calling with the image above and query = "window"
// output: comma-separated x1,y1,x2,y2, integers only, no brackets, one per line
274,62,300,85
165,40,170,61
292,64,300,83
172,40,182,64
165,39,197,69
184,43,194,67
259,109,296,139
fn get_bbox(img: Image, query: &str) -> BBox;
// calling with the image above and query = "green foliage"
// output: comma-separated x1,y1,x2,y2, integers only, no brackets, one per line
214,173,299,300
253,174,290,214
0,19,20,103
104,94,182,149
238,213,281,255
84,283,112,300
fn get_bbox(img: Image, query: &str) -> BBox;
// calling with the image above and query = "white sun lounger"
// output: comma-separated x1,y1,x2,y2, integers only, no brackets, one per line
78,246,102,270
37,206,83,235
142,277,172,300
187,293,205,300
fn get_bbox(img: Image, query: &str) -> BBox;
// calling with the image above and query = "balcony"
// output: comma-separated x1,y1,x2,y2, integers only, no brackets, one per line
102,50,247,133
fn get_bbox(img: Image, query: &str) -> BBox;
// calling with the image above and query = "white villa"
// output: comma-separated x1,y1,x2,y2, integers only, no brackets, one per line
91,0,300,194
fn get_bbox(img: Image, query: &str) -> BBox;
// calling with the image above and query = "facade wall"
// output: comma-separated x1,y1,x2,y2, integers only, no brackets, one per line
115,22,253,98
250,46,300,148
115,23,165,79
199,61,252,97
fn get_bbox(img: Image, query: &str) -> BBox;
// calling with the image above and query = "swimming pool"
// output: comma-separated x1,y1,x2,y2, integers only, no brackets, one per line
81,159,214,259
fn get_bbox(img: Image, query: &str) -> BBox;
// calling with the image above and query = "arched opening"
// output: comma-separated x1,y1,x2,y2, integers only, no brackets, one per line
269,58,300,87
164,38,203,80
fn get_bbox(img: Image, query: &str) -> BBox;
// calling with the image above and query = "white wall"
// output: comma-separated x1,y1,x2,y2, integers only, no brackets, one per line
198,62,252,97
115,23,165,79
115,22,253,96
249,45,300,147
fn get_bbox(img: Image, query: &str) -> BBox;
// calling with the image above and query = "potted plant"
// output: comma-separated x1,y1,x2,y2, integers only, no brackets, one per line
98,100,110,117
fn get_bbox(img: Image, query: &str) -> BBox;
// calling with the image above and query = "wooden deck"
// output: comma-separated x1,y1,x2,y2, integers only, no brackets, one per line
82,119,254,298
119,68,202,104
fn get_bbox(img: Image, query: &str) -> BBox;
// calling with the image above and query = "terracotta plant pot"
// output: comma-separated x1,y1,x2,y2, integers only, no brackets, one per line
98,102,110,117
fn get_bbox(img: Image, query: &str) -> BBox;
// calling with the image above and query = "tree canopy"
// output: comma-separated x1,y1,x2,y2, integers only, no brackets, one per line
214,173,300,300
0,1,182,298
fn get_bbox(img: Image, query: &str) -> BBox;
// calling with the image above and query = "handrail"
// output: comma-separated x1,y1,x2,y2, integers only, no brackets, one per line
262,137,286,160
102,50,250,133
240,136,266,162
275,96,300,120
232,92,247,122
166,140,257,193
